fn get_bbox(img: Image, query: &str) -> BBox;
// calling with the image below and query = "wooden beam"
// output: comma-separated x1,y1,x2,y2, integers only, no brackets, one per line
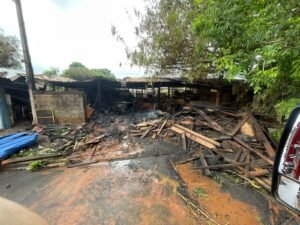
193,107,226,133
233,137,273,165
194,162,248,170
174,124,221,147
1,153,68,165
199,154,213,177
229,115,249,136
157,119,168,135
248,112,275,158
181,133,187,150
170,126,216,149
196,120,229,136
249,168,270,177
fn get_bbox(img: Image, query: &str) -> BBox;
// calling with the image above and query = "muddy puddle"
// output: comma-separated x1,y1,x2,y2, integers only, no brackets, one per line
176,163,262,225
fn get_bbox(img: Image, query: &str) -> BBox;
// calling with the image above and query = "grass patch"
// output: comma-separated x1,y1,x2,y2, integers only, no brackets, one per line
28,160,47,171
12,148,39,158
193,187,208,199
213,175,224,187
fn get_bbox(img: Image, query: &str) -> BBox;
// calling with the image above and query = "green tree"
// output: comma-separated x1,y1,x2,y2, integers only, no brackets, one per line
69,61,86,68
90,68,116,80
192,0,300,113
119,0,300,117
63,66,92,81
63,62,116,81
0,28,20,68
43,67,59,77
113,0,211,77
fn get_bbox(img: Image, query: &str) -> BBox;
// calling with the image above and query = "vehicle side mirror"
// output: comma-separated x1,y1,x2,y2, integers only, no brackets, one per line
272,106,300,214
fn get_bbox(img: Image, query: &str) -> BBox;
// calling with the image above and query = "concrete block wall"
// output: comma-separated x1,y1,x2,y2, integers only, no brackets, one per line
33,91,86,124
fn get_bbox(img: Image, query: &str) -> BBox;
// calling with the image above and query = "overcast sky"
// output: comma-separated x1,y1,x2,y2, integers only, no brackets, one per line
0,0,145,78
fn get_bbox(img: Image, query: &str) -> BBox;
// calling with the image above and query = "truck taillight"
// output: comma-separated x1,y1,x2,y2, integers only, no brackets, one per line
283,122,300,180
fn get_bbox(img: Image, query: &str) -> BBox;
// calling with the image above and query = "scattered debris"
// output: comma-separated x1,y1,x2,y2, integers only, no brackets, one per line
128,106,277,192
0,105,278,193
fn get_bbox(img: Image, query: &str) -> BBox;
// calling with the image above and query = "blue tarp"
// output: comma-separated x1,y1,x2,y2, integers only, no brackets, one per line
0,132,38,159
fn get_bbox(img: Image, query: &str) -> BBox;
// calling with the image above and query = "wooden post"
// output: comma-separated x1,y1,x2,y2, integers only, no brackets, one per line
15,0,37,124
216,89,220,106
96,79,102,109
157,82,161,109
168,86,170,97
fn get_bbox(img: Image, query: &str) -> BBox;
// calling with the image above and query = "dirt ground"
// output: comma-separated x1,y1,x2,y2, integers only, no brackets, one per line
177,163,264,225
0,112,298,225
0,138,277,225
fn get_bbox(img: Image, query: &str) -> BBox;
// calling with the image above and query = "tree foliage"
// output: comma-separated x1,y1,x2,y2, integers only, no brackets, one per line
90,68,116,80
69,61,86,69
63,62,116,81
43,67,60,77
0,28,20,69
117,0,300,116
192,0,300,112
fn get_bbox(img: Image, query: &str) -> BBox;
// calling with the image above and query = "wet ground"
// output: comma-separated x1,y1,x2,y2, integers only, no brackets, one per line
0,137,277,225
1,112,296,225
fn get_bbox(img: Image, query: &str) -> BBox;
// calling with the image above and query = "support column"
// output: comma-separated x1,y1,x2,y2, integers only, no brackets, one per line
216,89,220,106
157,83,161,109
15,0,37,124
96,79,102,110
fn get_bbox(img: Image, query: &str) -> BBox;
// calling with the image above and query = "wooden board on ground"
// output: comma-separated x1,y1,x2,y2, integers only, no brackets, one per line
170,126,216,149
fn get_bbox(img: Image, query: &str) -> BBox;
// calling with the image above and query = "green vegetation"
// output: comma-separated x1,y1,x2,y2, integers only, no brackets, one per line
193,187,208,199
114,0,300,119
270,128,284,144
43,67,60,77
63,61,116,81
213,175,224,187
28,160,46,171
0,28,20,68
13,148,39,158
275,98,300,121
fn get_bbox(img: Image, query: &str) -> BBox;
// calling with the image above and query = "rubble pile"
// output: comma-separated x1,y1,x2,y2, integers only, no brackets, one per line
0,105,278,192
130,105,277,192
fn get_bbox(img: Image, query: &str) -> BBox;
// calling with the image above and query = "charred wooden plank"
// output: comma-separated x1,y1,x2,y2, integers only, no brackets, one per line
174,124,221,147
234,149,242,162
239,152,248,162
229,115,249,136
193,108,228,134
248,112,275,158
249,169,270,177
141,126,155,139
245,151,251,177
194,162,248,170
220,111,246,117
85,134,106,145
89,145,99,160
170,126,216,149
67,160,97,168
254,177,271,192
1,152,69,166
233,137,273,165
199,154,213,177
181,133,187,150
157,119,168,135
196,120,228,135
176,156,201,164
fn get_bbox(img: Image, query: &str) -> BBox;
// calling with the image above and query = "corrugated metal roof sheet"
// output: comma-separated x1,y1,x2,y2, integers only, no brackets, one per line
0,132,38,159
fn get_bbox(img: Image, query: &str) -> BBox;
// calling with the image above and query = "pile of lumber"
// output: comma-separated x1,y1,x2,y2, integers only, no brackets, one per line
130,106,277,192
174,107,276,192
130,118,169,139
